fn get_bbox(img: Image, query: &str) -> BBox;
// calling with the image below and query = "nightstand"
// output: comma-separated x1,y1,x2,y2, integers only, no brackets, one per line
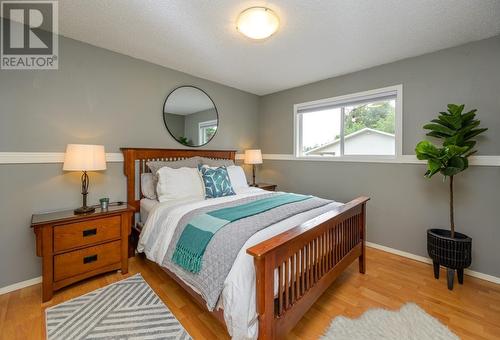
254,183,277,191
31,204,134,302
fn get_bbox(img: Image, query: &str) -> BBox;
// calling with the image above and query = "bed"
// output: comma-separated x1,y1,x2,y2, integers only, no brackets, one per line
122,148,369,339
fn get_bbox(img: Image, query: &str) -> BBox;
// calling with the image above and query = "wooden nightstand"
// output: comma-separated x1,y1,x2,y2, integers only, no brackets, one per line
254,183,277,191
31,204,134,302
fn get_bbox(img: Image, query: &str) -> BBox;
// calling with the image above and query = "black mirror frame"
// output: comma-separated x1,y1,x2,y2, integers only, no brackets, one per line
162,85,219,148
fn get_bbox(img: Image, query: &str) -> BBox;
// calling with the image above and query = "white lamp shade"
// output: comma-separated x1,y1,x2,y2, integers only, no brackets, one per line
244,149,263,164
63,144,107,171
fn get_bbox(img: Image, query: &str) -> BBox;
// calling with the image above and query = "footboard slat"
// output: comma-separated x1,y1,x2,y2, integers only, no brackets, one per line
314,239,318,282
247,196,369,339
302,245,306,294
278,263,283,316
285,257,290,310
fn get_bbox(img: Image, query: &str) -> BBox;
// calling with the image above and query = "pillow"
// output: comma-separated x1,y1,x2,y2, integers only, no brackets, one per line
199,165,236,198
156,167,205,202
199,157,234,168
147,157,201,174
147,157,202,197
226,165,249,191
140,173,157,200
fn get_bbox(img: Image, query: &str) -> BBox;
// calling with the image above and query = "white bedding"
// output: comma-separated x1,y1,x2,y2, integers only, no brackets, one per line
138,187,343,339
140,198,159,222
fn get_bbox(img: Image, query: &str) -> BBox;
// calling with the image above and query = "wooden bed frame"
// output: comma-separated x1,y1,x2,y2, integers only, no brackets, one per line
121,147,369,339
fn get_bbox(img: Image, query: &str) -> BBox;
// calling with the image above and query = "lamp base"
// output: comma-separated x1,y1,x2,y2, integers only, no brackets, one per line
75,171,95,215
74,206,95,215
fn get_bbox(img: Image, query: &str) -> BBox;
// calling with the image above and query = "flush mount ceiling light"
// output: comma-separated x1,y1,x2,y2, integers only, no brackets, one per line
236,7,279,40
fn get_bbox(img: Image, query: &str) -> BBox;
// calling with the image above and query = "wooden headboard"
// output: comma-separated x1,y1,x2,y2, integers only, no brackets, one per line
121,148,236,213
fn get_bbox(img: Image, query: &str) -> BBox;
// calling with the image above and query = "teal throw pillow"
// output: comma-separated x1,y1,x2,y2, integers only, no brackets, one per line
199,165,236,198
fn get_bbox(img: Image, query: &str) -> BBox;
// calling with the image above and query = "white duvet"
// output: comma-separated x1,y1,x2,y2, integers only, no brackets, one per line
138,187,343,339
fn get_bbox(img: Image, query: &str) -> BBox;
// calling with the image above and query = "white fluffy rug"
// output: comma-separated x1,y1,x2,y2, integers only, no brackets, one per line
321,303,459,340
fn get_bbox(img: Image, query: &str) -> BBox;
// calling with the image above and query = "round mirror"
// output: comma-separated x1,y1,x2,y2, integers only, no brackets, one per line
163,86,219,147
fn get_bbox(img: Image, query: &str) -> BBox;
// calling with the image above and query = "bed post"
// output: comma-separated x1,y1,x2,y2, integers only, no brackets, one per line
122,148,137,224
359,202,367,274
254,255,276,340
122,149,134,202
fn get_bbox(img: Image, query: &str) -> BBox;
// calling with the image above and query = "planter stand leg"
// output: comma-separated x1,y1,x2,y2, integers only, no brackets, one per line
433,261,440,279
457,269,464,284
447,268,454,290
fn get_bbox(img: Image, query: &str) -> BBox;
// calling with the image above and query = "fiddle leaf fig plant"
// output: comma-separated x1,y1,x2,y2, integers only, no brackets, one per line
415,104,487,237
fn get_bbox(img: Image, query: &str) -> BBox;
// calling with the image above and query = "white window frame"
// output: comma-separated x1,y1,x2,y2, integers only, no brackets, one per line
293,84,403,162
199,119,218,144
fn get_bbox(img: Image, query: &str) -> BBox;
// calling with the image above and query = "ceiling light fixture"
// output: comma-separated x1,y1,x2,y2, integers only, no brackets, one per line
236,7,279,40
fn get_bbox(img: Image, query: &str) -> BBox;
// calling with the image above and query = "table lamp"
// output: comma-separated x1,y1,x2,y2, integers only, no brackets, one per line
63,144,107,214
244,149,262,186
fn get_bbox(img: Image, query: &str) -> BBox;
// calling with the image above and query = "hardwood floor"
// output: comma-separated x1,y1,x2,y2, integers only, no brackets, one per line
1,247,499,340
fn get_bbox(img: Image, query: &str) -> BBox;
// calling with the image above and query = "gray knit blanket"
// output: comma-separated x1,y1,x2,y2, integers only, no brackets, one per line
161,193,331,310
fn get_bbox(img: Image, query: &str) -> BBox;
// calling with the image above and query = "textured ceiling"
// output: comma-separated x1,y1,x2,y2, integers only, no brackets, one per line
56,0,500,95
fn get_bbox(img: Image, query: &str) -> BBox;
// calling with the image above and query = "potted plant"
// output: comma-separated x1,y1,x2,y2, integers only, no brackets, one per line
415,104,487,290
178,136,190,146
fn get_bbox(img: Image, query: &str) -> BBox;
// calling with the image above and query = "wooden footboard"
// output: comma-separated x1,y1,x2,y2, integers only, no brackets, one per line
247,196,369,340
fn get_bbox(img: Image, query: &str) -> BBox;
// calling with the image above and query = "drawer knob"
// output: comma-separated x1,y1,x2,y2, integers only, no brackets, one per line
83,254,98,264
83,228,97,237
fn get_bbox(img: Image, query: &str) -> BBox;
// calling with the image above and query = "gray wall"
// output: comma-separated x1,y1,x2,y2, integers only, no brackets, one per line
0,35,259,287
258,35,500,277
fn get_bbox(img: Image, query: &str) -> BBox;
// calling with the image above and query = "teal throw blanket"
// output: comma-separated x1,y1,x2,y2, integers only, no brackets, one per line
172,193,311,273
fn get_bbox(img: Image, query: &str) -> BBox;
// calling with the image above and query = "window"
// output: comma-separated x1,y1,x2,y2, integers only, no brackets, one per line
294,85,402,159
199,120,218,144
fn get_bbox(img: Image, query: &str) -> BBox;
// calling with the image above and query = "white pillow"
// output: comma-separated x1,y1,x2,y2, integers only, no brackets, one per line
199,157,235,168
227,165,249,191
141,173,157,200
156,167,205,202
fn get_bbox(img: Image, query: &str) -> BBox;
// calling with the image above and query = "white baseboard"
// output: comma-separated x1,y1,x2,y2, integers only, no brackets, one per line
0,243,497,295
366,242,500,284
0,276,42,295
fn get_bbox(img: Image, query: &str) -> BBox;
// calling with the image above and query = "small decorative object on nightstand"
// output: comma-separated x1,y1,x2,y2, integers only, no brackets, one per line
63,144,107,215
244,149,262,186
99,197,110,210
31,204,134,302
255,183,277,192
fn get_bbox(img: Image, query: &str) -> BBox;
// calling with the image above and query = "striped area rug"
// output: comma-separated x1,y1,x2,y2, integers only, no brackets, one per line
45,274,191,340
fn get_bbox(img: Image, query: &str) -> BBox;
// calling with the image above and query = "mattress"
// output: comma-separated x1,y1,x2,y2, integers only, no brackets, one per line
140,198,159,223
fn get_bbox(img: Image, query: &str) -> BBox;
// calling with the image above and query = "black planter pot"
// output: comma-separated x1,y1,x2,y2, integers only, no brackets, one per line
427,228,472,290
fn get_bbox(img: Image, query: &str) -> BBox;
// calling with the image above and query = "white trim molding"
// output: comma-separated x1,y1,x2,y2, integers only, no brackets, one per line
261,153,500,166
366,242,500,284
0,152,499,167
0,152,124,164
0,276,42,295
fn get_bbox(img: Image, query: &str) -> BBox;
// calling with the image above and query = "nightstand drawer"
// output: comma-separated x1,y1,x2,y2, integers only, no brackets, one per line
54,240,121,282
53,215,121,252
